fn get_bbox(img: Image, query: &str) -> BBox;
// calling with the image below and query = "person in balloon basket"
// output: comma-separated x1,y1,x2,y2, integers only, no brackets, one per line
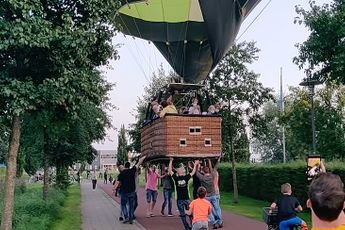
270,183,308,230
186,186,212,230
307,172,345,230
169,158,198,230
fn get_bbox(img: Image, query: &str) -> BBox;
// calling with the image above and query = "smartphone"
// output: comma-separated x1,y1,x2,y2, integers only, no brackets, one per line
307,155,321,180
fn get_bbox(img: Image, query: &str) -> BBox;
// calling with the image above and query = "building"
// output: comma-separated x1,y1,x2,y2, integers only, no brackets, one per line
86,150,117,171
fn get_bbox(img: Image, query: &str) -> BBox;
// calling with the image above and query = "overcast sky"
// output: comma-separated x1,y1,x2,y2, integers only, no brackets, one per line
92,0,330,151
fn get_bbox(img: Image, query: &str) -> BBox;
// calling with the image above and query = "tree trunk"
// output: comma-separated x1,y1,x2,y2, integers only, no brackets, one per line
231,141,239,204
1,116,21,230
228,100,239,204
42,154,49,200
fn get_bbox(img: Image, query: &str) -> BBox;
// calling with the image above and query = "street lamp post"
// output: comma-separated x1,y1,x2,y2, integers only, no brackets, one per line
299,78,322,155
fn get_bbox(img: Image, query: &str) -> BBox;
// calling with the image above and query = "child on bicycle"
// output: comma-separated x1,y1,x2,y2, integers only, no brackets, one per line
270,183,308,230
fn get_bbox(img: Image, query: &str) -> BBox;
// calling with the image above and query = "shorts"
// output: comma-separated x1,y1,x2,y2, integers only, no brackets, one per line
146,189,158,203
192,221,208,230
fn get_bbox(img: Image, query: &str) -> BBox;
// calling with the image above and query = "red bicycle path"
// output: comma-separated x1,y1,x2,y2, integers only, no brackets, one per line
99,183,267,230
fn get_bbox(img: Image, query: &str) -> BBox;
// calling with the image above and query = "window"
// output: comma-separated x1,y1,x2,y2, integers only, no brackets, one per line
179,138,187,147
189,126,202,135
204,138,212,147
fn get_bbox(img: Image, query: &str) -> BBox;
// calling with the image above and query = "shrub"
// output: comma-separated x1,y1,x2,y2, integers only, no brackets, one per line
218,161,345,205
0,184,66,230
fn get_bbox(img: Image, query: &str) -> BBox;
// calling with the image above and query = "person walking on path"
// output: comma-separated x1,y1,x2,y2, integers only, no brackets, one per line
146,164,163,217
104,168,108,184
186,186,212,230
195,160,223,229
169,158,198,230
115,156,146,224
91,170,97,190
161,167,174,217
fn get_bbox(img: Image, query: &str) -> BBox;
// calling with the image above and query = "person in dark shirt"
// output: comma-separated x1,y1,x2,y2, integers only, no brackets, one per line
115,156,146,224
161,168,174,217
169,158,198,230
270,183,307,230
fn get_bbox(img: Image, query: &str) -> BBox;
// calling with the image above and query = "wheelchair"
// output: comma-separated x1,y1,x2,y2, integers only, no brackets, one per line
262,207,301,230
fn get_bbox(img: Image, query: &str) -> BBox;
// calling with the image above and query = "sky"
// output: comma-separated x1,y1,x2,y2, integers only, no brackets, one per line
92,0,330,151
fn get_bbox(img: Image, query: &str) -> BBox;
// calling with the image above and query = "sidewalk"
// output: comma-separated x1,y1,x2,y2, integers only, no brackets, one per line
81,182,146,230
100,183,267,230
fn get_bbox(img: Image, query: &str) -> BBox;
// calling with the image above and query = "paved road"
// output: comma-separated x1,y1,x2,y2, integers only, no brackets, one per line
81,181,145,230
99,183,267,230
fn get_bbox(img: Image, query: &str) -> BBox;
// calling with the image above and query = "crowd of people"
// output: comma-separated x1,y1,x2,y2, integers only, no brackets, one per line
111,156,224,229
147,95,220,124
270,162,345,230
106,155,345,230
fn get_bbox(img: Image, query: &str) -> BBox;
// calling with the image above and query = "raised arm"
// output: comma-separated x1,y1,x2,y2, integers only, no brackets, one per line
295,205,303,212
190,160,199,177
208,159,213,172
135,155,146,168
214,156,221,171
168,158,174,176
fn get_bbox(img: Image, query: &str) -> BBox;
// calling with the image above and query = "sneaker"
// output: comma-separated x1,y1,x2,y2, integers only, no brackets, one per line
161,211,165,216
150,213,155,217
218,223,223,228
123,219,130,224
212,224,219,229
146,213,151,218
168,213,174,217
129,220,133,224
119,217,124,221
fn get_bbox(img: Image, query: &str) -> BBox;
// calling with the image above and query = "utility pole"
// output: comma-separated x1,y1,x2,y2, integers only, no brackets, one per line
280,67,286,163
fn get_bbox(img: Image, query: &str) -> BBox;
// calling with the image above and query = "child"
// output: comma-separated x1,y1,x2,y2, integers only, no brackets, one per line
186,186,212,230
270,183,308,230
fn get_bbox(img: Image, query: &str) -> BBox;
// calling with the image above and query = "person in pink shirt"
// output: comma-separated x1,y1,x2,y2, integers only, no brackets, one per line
146,164,163,217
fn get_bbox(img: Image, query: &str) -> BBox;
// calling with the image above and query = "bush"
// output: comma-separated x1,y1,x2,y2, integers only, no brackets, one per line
219,161,345,205
0,184,66,230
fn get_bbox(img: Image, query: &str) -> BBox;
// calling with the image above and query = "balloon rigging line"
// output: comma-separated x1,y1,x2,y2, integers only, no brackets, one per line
132,4,156,75
236,0,273,42
118,15,150,79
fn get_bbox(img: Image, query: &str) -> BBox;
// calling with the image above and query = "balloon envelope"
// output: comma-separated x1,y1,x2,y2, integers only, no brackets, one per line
117,0,261,83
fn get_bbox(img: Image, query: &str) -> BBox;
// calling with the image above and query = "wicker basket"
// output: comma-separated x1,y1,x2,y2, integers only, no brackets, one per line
141,114,222,160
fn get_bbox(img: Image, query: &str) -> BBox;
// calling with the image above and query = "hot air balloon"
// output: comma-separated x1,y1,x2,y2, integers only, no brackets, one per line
116,0,262,162
117,0,261,83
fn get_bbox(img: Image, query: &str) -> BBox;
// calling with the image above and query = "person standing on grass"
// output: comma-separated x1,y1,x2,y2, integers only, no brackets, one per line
195,160,223,229
161,167,174,217
146,164,163,217
115,156,146,224
186,186,212,230
169,158,198,230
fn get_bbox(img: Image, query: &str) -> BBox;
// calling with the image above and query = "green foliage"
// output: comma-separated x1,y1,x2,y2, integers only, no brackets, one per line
294,0,345,84
254,83,345,162
128,65,170,153
0,185,66,230
117,125,128,166
205,41,274,162
218,161,345,206
50,185,81,230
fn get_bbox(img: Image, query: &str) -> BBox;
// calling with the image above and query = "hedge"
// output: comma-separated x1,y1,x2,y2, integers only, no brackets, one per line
218,161,345,205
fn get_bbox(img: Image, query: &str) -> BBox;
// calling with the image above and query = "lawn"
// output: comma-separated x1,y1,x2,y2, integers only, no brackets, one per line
50,184,81,230
220,192,311,227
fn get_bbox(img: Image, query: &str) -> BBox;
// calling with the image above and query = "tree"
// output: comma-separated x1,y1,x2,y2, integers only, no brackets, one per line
117,125,128,166
254,83,345,161
252,100,285,162
294,0,345,84
206,41,273,202
0,1,120,229
128,65,170,153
